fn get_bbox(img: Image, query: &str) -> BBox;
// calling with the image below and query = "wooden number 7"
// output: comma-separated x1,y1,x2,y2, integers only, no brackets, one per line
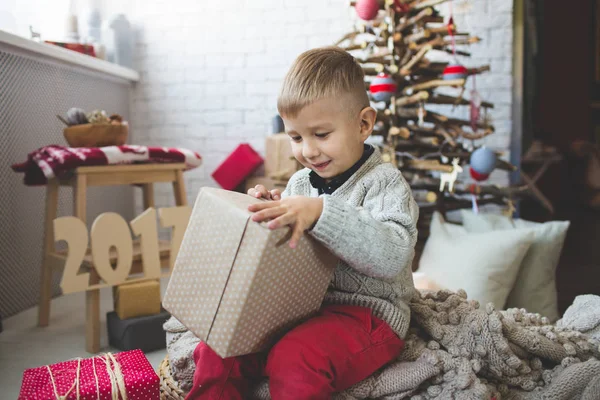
159,206,192,271
56,206,191,294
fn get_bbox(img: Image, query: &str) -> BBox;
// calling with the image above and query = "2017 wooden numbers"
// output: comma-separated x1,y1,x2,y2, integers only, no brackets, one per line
55,206,191,294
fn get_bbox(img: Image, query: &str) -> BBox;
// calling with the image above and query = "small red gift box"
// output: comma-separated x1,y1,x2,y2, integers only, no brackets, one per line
18,349,159,400
211,143,264,190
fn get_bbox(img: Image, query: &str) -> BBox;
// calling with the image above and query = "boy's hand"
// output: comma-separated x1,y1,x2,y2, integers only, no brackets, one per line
248,196,323,249
247,184,281,201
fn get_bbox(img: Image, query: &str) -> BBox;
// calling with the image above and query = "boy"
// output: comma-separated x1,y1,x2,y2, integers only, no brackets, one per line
186,46,419,399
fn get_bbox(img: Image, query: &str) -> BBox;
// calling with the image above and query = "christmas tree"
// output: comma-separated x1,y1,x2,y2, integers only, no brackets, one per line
336,0,536,255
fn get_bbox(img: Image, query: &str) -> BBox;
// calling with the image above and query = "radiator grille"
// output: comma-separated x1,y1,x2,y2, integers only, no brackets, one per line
0,48,134,318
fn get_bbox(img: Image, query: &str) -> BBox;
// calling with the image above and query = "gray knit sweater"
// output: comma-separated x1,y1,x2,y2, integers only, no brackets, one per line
282,146,419,338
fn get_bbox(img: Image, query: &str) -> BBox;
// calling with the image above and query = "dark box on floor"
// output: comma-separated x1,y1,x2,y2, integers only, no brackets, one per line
107,309,170,352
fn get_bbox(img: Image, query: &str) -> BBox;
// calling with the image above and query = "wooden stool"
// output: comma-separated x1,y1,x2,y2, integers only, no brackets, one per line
38,163,188,353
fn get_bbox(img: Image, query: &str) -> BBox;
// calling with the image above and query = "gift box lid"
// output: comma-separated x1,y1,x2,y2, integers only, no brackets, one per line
163,187,336,357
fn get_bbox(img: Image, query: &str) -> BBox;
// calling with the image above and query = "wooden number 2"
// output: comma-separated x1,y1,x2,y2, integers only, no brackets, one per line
55,217,90,294
55,206,191,294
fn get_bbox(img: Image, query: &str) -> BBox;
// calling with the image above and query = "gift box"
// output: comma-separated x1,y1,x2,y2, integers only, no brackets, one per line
211,143,264,191
107,309,171,352
265,133,303,180
244,175,288,194
163,187,337,358
18,349,159,400
113,280,161,320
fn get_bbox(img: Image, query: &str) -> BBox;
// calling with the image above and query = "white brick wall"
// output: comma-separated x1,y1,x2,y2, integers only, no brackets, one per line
128,0,514,212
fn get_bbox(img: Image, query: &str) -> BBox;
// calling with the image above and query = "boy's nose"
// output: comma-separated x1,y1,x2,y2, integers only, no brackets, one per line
302,143,320,160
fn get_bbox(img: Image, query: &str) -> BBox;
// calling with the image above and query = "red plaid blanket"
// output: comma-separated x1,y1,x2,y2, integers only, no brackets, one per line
12,145,202,186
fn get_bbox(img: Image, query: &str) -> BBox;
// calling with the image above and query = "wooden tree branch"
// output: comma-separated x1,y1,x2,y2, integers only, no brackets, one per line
410,35,444,51
444,117,494,131
445,36,481,46
342,43,365,51
396,7,433,32
400,44,432,75
436,126,457,147
427,25,456,35
429,93,494,108
399,48,414,66
389,126,411,139
412,0,449,11
425,110,449,123
396,108,421,118
335,31,359,46
422,16,444,24
404,30,431,44
406,159,453,172
444,48,472,57
410,178,532,199
403,78,465,94
468,65,491,75
361,64,385,75
361,54,393,64
454,127,495,141
396,91,429,107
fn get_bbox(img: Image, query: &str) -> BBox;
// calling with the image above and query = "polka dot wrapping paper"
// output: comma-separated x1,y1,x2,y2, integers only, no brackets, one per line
162,187,337,358
18,349,159,399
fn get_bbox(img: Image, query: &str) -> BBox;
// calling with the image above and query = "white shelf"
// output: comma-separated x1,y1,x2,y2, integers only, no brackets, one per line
0,29,139,83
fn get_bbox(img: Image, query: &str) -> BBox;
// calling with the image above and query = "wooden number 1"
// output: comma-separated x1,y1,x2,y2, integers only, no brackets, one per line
130,208,161,280
56,206,190,294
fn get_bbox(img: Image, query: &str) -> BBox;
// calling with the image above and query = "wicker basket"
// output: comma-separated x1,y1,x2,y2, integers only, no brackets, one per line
63,123,128,147
159,356,187,400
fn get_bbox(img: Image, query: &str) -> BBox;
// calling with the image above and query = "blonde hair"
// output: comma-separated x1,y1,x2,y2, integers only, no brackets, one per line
277,46,369,118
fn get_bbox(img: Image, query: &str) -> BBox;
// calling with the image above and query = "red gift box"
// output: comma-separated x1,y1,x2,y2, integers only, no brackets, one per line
211,143,264,190
18,349,159,400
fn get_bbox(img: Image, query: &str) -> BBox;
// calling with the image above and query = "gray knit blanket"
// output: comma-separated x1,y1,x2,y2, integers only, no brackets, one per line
164,291,600,399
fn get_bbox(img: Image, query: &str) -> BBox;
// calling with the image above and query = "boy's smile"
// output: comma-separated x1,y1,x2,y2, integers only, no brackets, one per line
282,95,376,181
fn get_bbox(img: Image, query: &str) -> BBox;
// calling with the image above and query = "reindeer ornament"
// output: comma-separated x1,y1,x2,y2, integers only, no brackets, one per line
439,158,463,193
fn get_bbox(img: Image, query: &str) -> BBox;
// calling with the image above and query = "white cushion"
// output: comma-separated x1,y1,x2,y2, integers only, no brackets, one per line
412,272,446,291
460,210,570,321
418,212,535,309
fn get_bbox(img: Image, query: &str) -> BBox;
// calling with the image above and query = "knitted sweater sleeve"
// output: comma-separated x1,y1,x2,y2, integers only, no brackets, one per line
309,174,419,279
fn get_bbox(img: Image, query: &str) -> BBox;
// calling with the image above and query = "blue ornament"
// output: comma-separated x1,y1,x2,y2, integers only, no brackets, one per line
470,147,496,175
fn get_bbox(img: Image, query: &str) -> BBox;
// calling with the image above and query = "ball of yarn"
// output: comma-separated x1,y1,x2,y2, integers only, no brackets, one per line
470,147,497,174
370,72,397,102
442,63,468,80
355,0,380,21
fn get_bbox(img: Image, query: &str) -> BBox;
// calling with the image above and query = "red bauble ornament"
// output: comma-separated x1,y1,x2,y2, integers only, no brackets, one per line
443,63,468,80
470,167,490,182
370,73,397,102
355,0,380,21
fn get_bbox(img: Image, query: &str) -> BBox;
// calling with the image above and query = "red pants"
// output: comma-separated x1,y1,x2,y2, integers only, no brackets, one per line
185,305,404,400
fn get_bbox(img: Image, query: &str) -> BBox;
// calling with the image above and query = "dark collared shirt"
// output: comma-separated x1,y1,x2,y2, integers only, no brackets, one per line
309,144,374,195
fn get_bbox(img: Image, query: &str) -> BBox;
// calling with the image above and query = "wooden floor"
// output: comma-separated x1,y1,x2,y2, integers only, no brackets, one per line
0,278,170,399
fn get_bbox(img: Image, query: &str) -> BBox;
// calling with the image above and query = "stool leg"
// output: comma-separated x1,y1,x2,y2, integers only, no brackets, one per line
73,174,100,353
142,183,155,209
172,170,187,206
38,180,59,327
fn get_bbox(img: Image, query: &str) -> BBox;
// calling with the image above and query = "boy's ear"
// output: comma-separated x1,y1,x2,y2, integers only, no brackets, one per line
359,106,377,140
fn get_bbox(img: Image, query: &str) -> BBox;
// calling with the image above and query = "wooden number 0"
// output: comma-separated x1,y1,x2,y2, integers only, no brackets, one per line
90,212,133,286
55,206,191,294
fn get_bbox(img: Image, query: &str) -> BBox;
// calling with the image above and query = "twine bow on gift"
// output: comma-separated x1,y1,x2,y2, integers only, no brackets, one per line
46,353,128,400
